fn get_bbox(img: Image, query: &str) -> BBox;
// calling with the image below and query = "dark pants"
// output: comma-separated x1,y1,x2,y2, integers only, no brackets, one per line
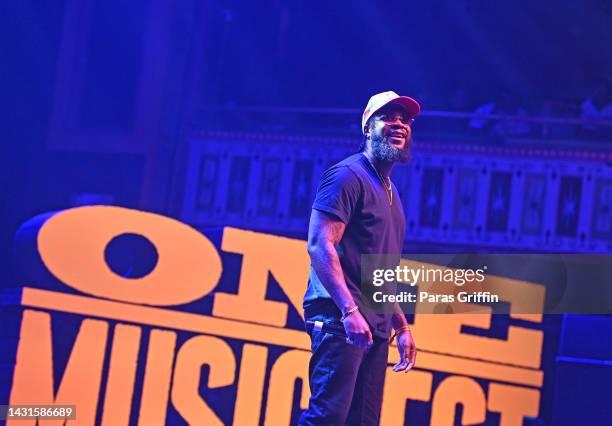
299,302,389,426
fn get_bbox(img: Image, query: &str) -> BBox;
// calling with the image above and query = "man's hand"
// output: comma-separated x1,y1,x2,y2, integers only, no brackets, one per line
343,310,373,348
392,329,416,373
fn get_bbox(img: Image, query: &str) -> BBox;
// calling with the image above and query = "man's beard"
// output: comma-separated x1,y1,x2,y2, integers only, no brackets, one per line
370,133,411,163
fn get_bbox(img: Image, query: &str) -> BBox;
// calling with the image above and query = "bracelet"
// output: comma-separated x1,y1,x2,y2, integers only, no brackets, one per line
341,305,359,322
395,325,411,334
390,325,411,341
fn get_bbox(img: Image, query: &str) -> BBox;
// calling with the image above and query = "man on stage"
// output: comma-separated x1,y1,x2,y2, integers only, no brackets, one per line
299,91,419,425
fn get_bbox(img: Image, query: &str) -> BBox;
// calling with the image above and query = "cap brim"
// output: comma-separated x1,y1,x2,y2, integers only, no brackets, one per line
387,96,421,118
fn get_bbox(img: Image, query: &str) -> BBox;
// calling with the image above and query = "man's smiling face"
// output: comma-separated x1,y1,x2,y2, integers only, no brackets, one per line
366,104,414,163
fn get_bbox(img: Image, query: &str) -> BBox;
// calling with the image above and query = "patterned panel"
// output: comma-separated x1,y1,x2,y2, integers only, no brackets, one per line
196,155,219,212
290,160,314,218
521,174,547,235
394,164,413,217
453,169,478,230
419,167,444,228
258,158,282,216
486,172,513,233
592,179,612,240
226,156,251,214
556,176,582,237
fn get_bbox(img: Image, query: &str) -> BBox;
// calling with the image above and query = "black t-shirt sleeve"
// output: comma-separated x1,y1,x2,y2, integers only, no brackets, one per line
312,166,361,224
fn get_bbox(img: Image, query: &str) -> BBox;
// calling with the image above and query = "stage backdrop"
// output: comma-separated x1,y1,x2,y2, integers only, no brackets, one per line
2,205,553,425
180,132,612,252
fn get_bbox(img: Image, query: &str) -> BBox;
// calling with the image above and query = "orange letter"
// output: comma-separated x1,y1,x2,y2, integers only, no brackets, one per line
101,324,142,426
233,344,269,425
9,310,108,426
380,369,433,426
408,258,544,369
264,350,310,426
38,206,222,305
171,335,236,426
430,376,486,426
213,227,309,326
138,329,177,426
488,383,539,426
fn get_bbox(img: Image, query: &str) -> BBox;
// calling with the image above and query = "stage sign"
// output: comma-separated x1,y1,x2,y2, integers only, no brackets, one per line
5,206,545,425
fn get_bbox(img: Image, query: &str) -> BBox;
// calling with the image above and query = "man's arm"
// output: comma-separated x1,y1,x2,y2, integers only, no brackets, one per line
391,301,417,372
307,209,373,348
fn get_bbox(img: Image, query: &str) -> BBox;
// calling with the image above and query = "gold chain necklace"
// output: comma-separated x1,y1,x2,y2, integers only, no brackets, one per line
364,154,393,205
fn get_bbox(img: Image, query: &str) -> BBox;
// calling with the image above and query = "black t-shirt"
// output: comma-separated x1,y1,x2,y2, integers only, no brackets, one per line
303,153,406,338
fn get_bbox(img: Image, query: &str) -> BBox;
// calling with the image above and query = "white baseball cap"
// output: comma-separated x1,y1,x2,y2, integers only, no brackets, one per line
361,91,421,135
